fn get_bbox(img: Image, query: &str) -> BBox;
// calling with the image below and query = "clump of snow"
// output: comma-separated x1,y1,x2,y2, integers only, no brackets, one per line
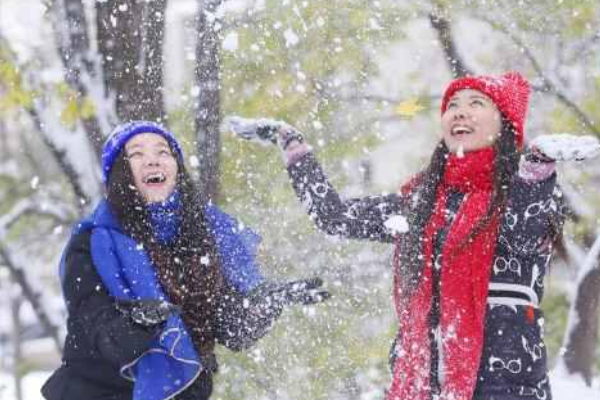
283,28,299,47
530,134,600,161
384,215,409,235
222,31,239,51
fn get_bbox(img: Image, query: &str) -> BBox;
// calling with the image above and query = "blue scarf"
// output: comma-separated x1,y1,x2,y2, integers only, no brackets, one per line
63,200,264,400
146,191,182,245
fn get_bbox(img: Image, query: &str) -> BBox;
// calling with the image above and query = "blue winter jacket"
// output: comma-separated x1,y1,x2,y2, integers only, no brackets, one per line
42,202,278,400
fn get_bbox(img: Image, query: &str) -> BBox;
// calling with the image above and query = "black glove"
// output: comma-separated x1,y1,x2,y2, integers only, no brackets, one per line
214,278,329,352
224,116,305,150
254,277,330,307
115,299,181,327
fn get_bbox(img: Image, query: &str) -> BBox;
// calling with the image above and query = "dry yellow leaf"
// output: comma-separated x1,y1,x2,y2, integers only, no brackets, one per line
395,98,425,118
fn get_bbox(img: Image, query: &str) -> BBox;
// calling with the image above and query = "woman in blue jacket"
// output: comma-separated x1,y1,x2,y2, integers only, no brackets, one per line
42,121,328,400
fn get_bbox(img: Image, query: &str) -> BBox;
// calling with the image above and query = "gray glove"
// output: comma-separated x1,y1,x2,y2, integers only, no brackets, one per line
115,299,181,327
252,277,331,307
224,116,305,150
528,134,600,162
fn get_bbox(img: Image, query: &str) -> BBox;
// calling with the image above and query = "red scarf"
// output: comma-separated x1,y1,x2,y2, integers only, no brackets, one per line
389,148,500,400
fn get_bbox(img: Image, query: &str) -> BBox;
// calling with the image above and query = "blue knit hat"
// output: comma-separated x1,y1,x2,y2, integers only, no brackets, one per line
101,121,184,185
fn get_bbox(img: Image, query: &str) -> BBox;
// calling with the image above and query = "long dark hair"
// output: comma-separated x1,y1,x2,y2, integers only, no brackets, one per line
106,149,223,354
398,117,520,292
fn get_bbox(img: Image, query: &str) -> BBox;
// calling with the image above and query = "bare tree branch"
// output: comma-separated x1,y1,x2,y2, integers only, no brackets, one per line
0,199,72,353
477,16,600,136
0,198,72,235
0,242,62,353
428,2,474,78
336,93,440,107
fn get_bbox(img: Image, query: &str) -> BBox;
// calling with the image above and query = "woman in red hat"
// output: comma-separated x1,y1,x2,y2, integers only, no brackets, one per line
229,71,600,400
229,72,599,400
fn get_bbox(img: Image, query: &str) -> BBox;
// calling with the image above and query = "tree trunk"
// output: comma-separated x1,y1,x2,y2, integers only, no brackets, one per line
194,0,222,204
96,0,167,122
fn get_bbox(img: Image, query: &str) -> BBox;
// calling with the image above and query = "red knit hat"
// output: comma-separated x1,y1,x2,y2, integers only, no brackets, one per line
440,71,531,147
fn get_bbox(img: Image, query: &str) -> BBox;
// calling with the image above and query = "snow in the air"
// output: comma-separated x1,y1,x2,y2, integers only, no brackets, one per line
0,0,599,399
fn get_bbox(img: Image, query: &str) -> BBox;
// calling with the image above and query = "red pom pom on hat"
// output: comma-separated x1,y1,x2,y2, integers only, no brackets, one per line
440,71,531,148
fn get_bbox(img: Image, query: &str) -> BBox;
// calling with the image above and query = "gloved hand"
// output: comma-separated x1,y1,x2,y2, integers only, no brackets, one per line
115,299,181,327
223,116,305,150
253,277,330,307
527,134,600,162
214,278,329,352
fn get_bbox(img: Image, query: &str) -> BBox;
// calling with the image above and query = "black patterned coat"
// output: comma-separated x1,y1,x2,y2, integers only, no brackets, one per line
287,152,565,400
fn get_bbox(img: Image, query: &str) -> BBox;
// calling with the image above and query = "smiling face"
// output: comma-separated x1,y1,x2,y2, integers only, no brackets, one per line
441,89,503,154
124,133,179,204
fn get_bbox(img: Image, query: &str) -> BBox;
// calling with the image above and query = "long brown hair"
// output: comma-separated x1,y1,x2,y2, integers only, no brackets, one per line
106,149,223,354
398,117,520,292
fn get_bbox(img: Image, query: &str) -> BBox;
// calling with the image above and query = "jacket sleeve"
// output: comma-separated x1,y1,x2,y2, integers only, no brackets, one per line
287,152,407,242
61,232,161,367
214,282,283,352
499,173,566,255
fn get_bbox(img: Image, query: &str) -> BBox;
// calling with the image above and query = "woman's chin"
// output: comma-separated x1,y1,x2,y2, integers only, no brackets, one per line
139,183,177,204
142,191,171,204
448,143,493,154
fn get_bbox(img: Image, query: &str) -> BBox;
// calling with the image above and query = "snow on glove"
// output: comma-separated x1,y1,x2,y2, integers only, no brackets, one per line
223,115,305,150
115,299,181,327
528,134,600,162
254,277,330,307
277,277,330,305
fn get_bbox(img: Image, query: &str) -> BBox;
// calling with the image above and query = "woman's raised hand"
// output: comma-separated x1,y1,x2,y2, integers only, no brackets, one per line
223,116,305,150
251,277,330,307
223,116,282,146
528,134,600,162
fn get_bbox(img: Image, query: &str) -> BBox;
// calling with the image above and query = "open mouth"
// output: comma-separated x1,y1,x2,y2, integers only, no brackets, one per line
451,126,473,136
143,172,166,184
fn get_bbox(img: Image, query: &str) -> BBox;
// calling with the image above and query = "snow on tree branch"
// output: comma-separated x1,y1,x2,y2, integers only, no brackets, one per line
51,0,115,157
0,198,73,238
0,33,103,208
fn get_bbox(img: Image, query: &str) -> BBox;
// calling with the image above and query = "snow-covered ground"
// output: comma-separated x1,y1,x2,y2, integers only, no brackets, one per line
0,370,597,400
550,370,600,400
0,371,49,400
